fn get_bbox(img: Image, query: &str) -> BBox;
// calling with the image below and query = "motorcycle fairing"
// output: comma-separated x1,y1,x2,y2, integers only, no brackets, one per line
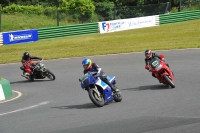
95,78,109,90
95,78,114,102
107,76,116,85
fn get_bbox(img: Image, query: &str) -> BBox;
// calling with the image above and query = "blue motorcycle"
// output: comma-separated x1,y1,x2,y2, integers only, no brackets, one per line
79,72,122,107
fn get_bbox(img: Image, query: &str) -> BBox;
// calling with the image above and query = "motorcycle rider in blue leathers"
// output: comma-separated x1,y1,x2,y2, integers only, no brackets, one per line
82,58,119,93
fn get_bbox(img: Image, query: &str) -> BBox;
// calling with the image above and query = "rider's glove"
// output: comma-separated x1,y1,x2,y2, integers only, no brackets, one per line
145,65,149,70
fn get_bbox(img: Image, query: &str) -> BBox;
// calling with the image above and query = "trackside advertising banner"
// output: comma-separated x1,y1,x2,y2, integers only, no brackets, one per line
99,15,157,34
3,29,38,45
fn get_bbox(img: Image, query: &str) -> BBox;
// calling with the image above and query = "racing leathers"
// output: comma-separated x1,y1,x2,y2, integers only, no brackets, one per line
21,56,42,77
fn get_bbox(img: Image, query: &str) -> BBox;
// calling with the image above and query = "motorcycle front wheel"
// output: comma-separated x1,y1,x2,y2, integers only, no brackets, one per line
45,69,56,80
163,75,175,88
88,88,105,107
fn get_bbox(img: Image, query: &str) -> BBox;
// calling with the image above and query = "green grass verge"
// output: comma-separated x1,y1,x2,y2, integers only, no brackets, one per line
1,13,75,32
0,19,200,64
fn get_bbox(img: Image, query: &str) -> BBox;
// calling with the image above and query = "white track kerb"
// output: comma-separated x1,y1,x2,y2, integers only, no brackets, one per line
0,84,5,100
0,78,13,101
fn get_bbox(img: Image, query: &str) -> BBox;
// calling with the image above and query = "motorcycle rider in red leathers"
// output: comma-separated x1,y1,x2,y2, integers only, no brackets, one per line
20,52,42,78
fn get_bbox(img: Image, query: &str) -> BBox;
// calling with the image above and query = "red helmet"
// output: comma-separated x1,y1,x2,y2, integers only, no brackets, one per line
145,49,152,59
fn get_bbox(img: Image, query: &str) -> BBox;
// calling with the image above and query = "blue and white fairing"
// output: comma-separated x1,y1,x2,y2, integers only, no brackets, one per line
80,72,116,103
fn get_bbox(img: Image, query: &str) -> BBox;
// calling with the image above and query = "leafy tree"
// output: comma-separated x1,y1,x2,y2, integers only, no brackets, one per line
65,0,95,21
94,1,115,21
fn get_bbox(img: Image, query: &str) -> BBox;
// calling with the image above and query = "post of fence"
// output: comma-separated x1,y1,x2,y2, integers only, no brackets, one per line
114,6,116,20
179,0,182,12
57,0,62,26
0,12,1,32
57,9,59,26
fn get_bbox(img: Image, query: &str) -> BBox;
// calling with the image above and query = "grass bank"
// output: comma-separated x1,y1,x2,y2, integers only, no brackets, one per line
0,19,200,64
1,13,75,32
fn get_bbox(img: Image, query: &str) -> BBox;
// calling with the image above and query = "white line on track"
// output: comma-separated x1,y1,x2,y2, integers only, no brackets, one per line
0,101,50,116
0,90,22,103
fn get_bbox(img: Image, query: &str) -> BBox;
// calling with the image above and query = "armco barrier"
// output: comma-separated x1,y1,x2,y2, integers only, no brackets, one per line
159,10,200,25
0,78,12,101
0,33,3,45
38,22,98,40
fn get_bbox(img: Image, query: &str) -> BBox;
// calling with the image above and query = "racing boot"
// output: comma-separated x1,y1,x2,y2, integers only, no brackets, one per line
105,79,119,94
21,72,30,79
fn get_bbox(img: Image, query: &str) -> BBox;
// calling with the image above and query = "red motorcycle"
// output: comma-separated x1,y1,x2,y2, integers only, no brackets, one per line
146,55,175,88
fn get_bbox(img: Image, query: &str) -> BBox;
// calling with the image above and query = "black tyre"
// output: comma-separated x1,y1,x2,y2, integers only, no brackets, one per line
46,69,56,80
29,77,34,81
113,85,122,102
163,75,175,88
88,88,105,107
27,74,34,81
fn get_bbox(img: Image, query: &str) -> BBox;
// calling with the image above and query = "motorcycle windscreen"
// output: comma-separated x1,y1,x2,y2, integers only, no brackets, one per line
81,73,95,88
151,57,160,68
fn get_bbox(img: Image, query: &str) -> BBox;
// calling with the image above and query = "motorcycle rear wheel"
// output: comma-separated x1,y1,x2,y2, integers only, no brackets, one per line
163,75,175,88
113,85,122,102
88,88,105,107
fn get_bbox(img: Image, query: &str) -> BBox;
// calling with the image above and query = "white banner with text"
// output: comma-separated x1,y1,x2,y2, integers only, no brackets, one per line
99,15,158,34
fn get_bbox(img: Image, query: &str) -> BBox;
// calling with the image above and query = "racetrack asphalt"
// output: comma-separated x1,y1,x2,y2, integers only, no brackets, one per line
0,49,200,133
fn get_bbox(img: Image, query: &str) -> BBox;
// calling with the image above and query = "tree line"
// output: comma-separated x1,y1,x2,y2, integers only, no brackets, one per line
0,0,198,24
0,0,186,8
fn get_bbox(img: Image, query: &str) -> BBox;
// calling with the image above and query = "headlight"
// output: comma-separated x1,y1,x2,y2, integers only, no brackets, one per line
155,64,162,71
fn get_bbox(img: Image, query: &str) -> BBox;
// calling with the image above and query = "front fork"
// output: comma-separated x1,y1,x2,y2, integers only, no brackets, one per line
94,85,101,97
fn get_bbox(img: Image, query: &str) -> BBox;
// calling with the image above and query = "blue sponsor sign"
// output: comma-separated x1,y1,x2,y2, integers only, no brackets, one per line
3,29,38,45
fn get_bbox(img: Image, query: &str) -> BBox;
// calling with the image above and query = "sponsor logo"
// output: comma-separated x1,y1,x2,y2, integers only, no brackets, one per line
102,22,110,32
102,21,125,32
109,21,124,29
9,33,32,42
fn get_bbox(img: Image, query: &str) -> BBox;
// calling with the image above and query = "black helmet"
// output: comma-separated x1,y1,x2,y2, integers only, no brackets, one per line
23,52,30,60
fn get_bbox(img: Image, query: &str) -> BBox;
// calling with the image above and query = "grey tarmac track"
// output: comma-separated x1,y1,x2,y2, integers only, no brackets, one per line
0,49,200,133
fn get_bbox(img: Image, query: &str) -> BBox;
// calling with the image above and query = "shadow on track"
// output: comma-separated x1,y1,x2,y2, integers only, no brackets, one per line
10,79,52,84
51,103,98,109
123,84,171,91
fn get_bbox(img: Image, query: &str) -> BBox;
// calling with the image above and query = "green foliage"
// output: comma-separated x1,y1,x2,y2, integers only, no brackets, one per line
3,4,43,15
1,1,95,24
94,1,115,21
67,0,95,21
0,77,3,81
170,7,179,13
43,6,57,18
181,1,200,11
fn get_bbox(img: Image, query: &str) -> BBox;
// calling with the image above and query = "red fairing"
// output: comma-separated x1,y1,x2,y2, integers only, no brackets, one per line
159,54,164,60
151,60,174,85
